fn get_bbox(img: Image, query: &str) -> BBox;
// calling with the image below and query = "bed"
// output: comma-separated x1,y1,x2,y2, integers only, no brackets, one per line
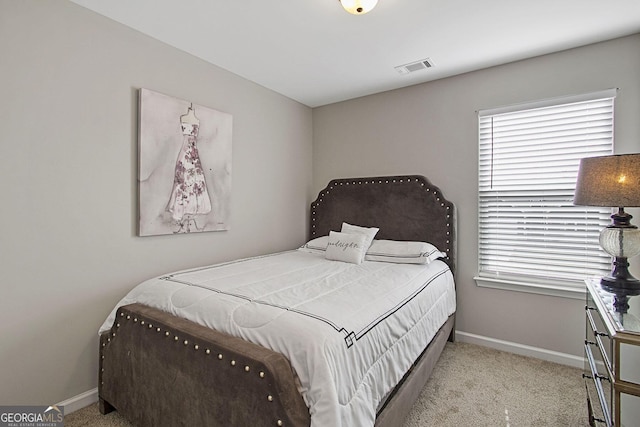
98,174,456,427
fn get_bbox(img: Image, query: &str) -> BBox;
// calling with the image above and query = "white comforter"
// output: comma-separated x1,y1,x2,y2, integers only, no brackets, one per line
99,250,456,427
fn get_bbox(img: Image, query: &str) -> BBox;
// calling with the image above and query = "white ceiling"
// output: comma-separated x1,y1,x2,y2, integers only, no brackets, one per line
71,0,640,107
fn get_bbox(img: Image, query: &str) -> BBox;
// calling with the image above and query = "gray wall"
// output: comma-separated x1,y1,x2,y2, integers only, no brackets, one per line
3,0,639,408
0,1,312,405
313,34,640,358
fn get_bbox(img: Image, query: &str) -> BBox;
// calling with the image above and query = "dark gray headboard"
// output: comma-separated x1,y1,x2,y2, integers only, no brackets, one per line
310,175,457,273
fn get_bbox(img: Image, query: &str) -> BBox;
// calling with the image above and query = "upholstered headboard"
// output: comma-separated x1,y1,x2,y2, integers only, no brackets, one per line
310,175,456,274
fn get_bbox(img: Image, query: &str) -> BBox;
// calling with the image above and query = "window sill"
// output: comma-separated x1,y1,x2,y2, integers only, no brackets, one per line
473,276,586,300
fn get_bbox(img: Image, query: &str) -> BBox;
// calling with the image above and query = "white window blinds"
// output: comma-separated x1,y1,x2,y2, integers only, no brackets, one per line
477,90,616,290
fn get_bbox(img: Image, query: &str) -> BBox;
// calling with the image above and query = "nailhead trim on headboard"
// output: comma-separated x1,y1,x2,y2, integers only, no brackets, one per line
309,175,456,274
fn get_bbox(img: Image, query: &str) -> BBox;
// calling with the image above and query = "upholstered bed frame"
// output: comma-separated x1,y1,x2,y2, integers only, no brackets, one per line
98,175,456,427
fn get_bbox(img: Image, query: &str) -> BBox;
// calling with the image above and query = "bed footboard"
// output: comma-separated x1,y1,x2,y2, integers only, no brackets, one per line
99,303,310,427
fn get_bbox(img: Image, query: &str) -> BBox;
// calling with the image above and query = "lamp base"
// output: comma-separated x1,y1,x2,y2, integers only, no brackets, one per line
600,282,640,314
600,274,640,290
600,256,640,291
601,276,640,289
599,255,640,314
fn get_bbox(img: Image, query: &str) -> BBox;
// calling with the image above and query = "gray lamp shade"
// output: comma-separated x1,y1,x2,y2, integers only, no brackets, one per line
574,153,640,207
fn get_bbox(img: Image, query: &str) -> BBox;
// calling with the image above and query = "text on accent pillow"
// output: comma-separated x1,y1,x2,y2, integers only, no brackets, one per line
325,231,368,264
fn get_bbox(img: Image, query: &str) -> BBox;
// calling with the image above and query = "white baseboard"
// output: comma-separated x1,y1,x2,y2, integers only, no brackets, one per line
455,331,584,369
57,388,98,414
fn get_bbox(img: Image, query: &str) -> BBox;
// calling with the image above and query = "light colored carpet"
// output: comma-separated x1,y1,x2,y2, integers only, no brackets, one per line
65,342,588,426
403,342,587,426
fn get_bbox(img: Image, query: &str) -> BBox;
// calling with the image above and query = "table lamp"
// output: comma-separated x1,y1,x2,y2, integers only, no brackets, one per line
574,153,640,292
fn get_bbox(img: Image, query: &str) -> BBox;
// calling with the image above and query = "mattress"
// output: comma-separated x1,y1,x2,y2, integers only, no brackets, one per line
99,249,456,427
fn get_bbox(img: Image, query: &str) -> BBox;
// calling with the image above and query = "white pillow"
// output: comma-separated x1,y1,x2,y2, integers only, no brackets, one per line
298,236,329,254
325,231,368,264
365,239,445,264
340,223,379,251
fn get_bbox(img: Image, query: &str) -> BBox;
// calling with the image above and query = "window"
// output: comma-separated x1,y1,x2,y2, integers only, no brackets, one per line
475,89,616,298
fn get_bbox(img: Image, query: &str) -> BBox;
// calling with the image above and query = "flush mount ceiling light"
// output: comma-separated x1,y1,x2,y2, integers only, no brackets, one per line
339,0,378,15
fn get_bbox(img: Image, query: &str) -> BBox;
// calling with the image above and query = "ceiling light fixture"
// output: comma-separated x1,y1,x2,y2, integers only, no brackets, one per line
339,0,378,15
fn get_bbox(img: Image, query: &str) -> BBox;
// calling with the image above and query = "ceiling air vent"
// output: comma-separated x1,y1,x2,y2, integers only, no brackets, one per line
394,58,434,75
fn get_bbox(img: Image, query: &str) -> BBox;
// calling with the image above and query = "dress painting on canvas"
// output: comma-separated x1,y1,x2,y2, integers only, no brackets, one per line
138,88,232,236
166,106,212,232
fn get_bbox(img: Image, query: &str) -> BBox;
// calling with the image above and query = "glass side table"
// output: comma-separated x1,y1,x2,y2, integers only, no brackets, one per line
583,278,640,426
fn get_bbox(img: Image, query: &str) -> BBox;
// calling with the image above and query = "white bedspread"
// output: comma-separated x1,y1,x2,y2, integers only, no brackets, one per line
99,250,456,427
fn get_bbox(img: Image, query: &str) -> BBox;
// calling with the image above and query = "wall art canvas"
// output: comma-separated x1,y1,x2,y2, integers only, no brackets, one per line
138,88,232,236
